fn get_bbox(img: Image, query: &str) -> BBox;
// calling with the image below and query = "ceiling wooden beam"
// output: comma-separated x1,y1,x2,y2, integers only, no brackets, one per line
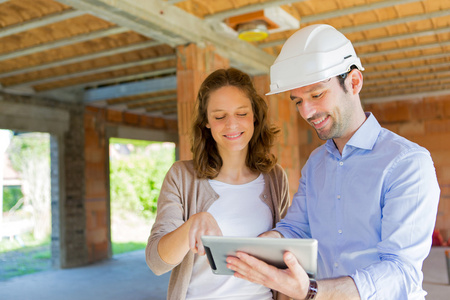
359,40,450,59
0,9,85,38
8,54,176,88
363,53,449,69
128,96,177,109
258,8,450,48
204,0,306,21
363,83,450,103
301,0,420,24
0,40,162,78
363,71,450,86
0,27,128,62
56,0,275,75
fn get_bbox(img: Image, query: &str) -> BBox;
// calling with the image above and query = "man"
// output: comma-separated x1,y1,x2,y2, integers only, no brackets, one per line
226,24,440,299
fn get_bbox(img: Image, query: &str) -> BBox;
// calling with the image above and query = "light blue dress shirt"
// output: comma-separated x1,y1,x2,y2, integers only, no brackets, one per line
275,113,440,299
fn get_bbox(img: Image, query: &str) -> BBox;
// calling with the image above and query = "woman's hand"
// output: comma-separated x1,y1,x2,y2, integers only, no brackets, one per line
188,212,222,255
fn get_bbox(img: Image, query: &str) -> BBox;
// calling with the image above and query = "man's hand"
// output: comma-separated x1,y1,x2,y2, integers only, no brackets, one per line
226,251,310,299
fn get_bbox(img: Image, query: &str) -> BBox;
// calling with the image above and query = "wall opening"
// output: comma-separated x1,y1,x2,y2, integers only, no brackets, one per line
0,130,53,279
108,137,175,256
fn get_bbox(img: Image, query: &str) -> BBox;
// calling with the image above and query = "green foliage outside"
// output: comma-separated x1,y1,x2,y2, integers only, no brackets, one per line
111,241,147,255
109,138,175,219
2,186,23,212
0,237,145,280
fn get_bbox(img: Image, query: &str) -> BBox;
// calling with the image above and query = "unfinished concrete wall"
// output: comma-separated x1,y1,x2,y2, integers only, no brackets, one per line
0,92,88,268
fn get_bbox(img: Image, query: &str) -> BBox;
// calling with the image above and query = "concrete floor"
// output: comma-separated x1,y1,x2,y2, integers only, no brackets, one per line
0,247,449,300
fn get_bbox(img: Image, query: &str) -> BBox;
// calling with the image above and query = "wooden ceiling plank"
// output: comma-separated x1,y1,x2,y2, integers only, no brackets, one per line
144,102,177,113
8,54,176,88
84,75,177,103
364,61,450,77
301,0,421,24
0,40,162,78
339,9,450,34
363,83,450,98
112,94,177,110
259,8,450,48
56,0,275,74
353,26,450,47
359,40,450,58
0,27,128,62
204,0,307,21
364,70,450,86
0,9,85,38
126,96,177,109
364,52,449,68
364,77,450,92
363,88,450,104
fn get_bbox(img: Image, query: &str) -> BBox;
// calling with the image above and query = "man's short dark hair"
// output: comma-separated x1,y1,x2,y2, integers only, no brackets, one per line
337,65,358,93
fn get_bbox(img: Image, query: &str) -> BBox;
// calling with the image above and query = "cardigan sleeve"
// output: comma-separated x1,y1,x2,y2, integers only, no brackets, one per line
145,162,186,275
277,164,291,220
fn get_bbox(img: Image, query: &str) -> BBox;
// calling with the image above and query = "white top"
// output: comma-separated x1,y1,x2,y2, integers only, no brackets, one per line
186,173,273,300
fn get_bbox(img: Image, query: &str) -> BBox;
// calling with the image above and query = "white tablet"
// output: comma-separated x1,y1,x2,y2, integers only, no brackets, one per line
201,236,318,277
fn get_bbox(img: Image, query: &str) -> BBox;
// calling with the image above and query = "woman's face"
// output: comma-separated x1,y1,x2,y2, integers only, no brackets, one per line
206,85,254,157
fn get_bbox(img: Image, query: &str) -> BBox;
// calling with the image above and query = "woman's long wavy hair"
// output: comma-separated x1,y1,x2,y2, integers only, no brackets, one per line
191,68,280,179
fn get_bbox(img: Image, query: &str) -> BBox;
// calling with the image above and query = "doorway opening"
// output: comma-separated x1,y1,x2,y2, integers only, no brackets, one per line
0,130,52,280
109,138,175,256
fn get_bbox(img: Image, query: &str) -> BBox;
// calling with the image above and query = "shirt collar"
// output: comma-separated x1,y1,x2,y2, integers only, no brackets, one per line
325,112,381,154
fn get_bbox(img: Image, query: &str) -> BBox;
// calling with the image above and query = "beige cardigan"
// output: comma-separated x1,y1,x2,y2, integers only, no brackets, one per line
146,160,290,300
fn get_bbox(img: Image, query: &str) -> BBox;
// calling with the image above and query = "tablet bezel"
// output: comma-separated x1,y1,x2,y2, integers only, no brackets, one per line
201,236,318,277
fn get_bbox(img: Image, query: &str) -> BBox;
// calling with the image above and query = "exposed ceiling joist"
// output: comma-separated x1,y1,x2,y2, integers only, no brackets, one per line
364,53,449,68
359,40,450,58
364,62,450,77
301,0,421,24
203,0,305,21
111,94,177,111
0,40,162,79
364,83,450,98
340,9,450,34
363,88,450,104
353,27,450,47
56,0,275,75
126,95,177,109
258,7,449,49
0,27,128,62
8,54,176,89
0,9,85,38
364,71,450,86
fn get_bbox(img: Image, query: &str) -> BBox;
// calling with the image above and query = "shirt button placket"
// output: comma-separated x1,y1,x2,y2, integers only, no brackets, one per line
334,159,344,276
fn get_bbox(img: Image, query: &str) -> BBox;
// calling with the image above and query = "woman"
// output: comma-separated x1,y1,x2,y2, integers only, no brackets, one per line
146,68,290,300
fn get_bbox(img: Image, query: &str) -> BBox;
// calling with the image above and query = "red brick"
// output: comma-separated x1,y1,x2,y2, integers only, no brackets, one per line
398,121,425,136
123,112,140,125
106,109,123,123
410,98,445,121
425,119,450,134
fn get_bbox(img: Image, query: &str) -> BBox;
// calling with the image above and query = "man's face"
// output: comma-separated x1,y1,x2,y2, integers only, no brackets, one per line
290,77,353,141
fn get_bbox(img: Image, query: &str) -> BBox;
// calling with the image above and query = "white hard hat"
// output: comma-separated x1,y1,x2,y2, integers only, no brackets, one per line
266,24,364,95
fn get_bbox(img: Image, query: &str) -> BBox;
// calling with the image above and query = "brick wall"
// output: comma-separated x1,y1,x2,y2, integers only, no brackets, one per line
254,76,306,199
364,94,450,241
